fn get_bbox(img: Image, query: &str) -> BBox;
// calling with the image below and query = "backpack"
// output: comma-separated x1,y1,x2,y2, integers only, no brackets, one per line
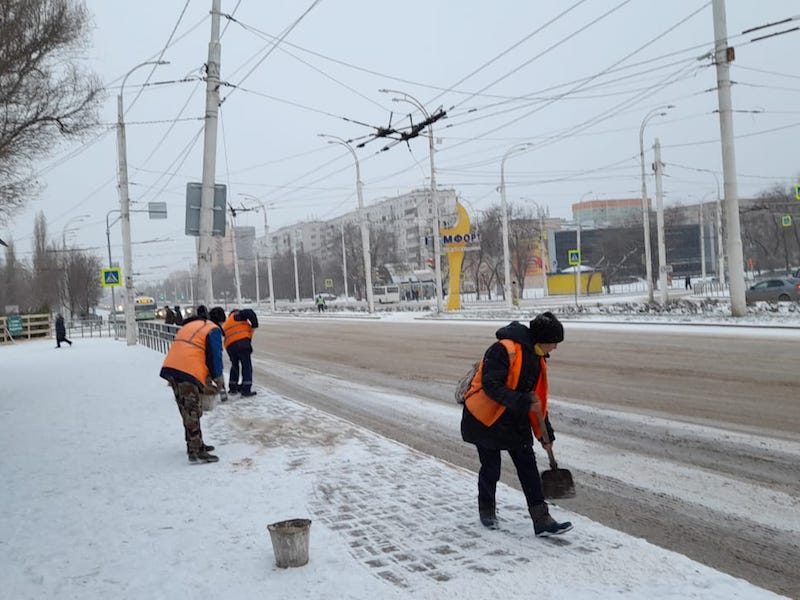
454,360,481,404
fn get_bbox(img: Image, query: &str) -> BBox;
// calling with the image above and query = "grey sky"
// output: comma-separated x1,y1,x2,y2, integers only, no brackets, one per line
3,0,798,283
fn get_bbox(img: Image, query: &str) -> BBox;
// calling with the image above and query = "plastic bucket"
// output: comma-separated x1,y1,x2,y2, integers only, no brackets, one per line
267,518,311,568
201,394,216,412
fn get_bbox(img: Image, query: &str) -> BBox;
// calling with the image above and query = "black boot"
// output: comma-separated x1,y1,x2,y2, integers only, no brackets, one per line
529,503,572,536
240,384,256,397
479,501,498,529
188,448,219,463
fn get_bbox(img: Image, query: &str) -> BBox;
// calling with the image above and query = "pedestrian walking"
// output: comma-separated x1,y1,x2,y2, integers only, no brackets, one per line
55,313,72,348
461,312,572,536
316,294,326,312
164,305,175,325
159,305,227,463
684,275,692,290
173,305,184,326
221,307,258,397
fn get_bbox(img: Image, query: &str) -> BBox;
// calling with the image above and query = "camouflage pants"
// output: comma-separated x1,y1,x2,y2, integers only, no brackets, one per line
169,380,206,453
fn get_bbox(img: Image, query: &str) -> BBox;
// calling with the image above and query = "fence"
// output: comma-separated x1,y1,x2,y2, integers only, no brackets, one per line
136,321,178,354
0,313,51,344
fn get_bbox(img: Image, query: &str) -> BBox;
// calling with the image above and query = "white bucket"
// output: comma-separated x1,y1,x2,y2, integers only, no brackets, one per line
201,394,216,412
267,518,311,568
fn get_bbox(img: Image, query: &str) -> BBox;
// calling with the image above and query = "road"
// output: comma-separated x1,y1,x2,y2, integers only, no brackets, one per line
250,316,800,598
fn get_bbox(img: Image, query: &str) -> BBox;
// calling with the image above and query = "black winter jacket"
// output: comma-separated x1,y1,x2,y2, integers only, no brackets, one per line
460,321,555,450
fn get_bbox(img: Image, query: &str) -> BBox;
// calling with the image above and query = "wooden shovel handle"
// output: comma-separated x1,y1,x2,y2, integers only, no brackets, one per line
532,406,559,470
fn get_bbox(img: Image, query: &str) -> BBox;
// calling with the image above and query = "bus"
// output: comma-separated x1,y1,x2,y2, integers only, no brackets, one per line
372,285,400,304
133,296,157,320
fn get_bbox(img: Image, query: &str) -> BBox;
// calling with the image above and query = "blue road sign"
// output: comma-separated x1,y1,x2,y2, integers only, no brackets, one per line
101,268,122,288
567,249,581,266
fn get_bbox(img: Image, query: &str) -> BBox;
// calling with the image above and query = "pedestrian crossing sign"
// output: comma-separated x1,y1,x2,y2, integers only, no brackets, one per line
567,249,581,266
795,184,799,200
101,268,122,288
781,215,792,227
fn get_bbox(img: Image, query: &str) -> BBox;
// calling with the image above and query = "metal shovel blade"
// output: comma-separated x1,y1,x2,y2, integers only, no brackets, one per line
541,466,576,499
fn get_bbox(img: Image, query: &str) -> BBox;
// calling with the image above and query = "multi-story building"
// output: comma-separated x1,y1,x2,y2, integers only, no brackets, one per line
266,188,458,269
212,225,256,267
572,198,649,227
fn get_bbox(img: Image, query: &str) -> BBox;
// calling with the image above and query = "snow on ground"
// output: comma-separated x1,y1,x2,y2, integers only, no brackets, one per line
1,332,791,599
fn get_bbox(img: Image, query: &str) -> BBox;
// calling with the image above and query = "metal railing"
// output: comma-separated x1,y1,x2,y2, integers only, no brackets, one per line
136,321,178,354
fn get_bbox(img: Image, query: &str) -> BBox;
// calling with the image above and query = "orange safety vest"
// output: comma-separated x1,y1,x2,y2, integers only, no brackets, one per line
222,313,253,349
464,339,550,439
161,319,217,387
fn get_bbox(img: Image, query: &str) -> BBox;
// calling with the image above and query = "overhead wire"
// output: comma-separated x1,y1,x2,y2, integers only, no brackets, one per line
125,0,191,113
220,0,325,105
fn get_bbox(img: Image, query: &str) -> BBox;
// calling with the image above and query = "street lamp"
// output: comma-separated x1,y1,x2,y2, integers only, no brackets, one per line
106,210,121,338
238,193,276,311
319,134,374,314
379,88,443,313
499,142,533,308
639,105,674,303
60,214,89,319
117,60,168,346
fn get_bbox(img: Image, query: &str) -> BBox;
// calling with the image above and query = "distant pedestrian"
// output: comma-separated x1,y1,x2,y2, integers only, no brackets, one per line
684,275,692,290
316,294,326,312
173,305,184,326
461,312,572,536
511,280,520,307
221,307,259,396
55,313,72,348
164,305,175,325
159,305,227,463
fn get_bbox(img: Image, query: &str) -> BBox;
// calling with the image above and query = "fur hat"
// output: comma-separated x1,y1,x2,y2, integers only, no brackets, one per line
208,306,226,326
529,311,564,344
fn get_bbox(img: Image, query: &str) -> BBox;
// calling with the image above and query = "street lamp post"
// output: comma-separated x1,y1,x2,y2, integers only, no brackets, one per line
500,143,533,308
239,193,276,311
117,60,168,346
60,214,89,319
319,134,374,314
380,89,443,313
106,210,121,339
639,105,673,303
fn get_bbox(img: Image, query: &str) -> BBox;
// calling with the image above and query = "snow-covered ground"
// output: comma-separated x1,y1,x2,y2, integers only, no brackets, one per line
1,309,794,599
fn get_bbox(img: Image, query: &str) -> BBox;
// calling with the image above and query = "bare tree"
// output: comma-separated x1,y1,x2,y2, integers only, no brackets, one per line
0,0,102,222
1,239,32,311
31,212,59,310
62,249,101,315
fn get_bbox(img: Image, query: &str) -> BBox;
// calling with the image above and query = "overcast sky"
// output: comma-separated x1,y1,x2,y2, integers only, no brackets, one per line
3,0,798,284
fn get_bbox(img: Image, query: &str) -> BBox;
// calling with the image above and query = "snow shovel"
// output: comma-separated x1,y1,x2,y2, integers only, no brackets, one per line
533,408,576,499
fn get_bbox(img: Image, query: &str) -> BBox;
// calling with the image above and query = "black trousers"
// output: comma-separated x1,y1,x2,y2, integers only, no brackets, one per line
476,444,545,510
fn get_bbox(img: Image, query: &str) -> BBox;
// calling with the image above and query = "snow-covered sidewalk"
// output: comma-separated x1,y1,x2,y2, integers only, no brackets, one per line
0,337,787,599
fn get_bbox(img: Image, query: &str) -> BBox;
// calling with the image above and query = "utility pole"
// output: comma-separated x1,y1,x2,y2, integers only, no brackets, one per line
700,202,707,281
229,212,242,306
654,138,668,305
712,0,746,316
196,0,222,307
380,89,445,313
293,229,300,304
340,221,349,303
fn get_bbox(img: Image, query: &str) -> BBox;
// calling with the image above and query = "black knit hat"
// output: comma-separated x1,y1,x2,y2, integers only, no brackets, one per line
529,311,564,344
195,305,208,319
208,306,226,326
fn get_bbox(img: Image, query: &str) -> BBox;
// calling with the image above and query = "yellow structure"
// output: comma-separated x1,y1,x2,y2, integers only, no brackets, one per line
547,272,604,295
440,202,473,311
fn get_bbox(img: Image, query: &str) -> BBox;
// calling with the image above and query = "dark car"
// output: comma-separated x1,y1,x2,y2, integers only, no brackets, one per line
745,277,800,303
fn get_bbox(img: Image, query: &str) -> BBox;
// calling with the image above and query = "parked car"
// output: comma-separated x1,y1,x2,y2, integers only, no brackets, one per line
745,277,800,303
